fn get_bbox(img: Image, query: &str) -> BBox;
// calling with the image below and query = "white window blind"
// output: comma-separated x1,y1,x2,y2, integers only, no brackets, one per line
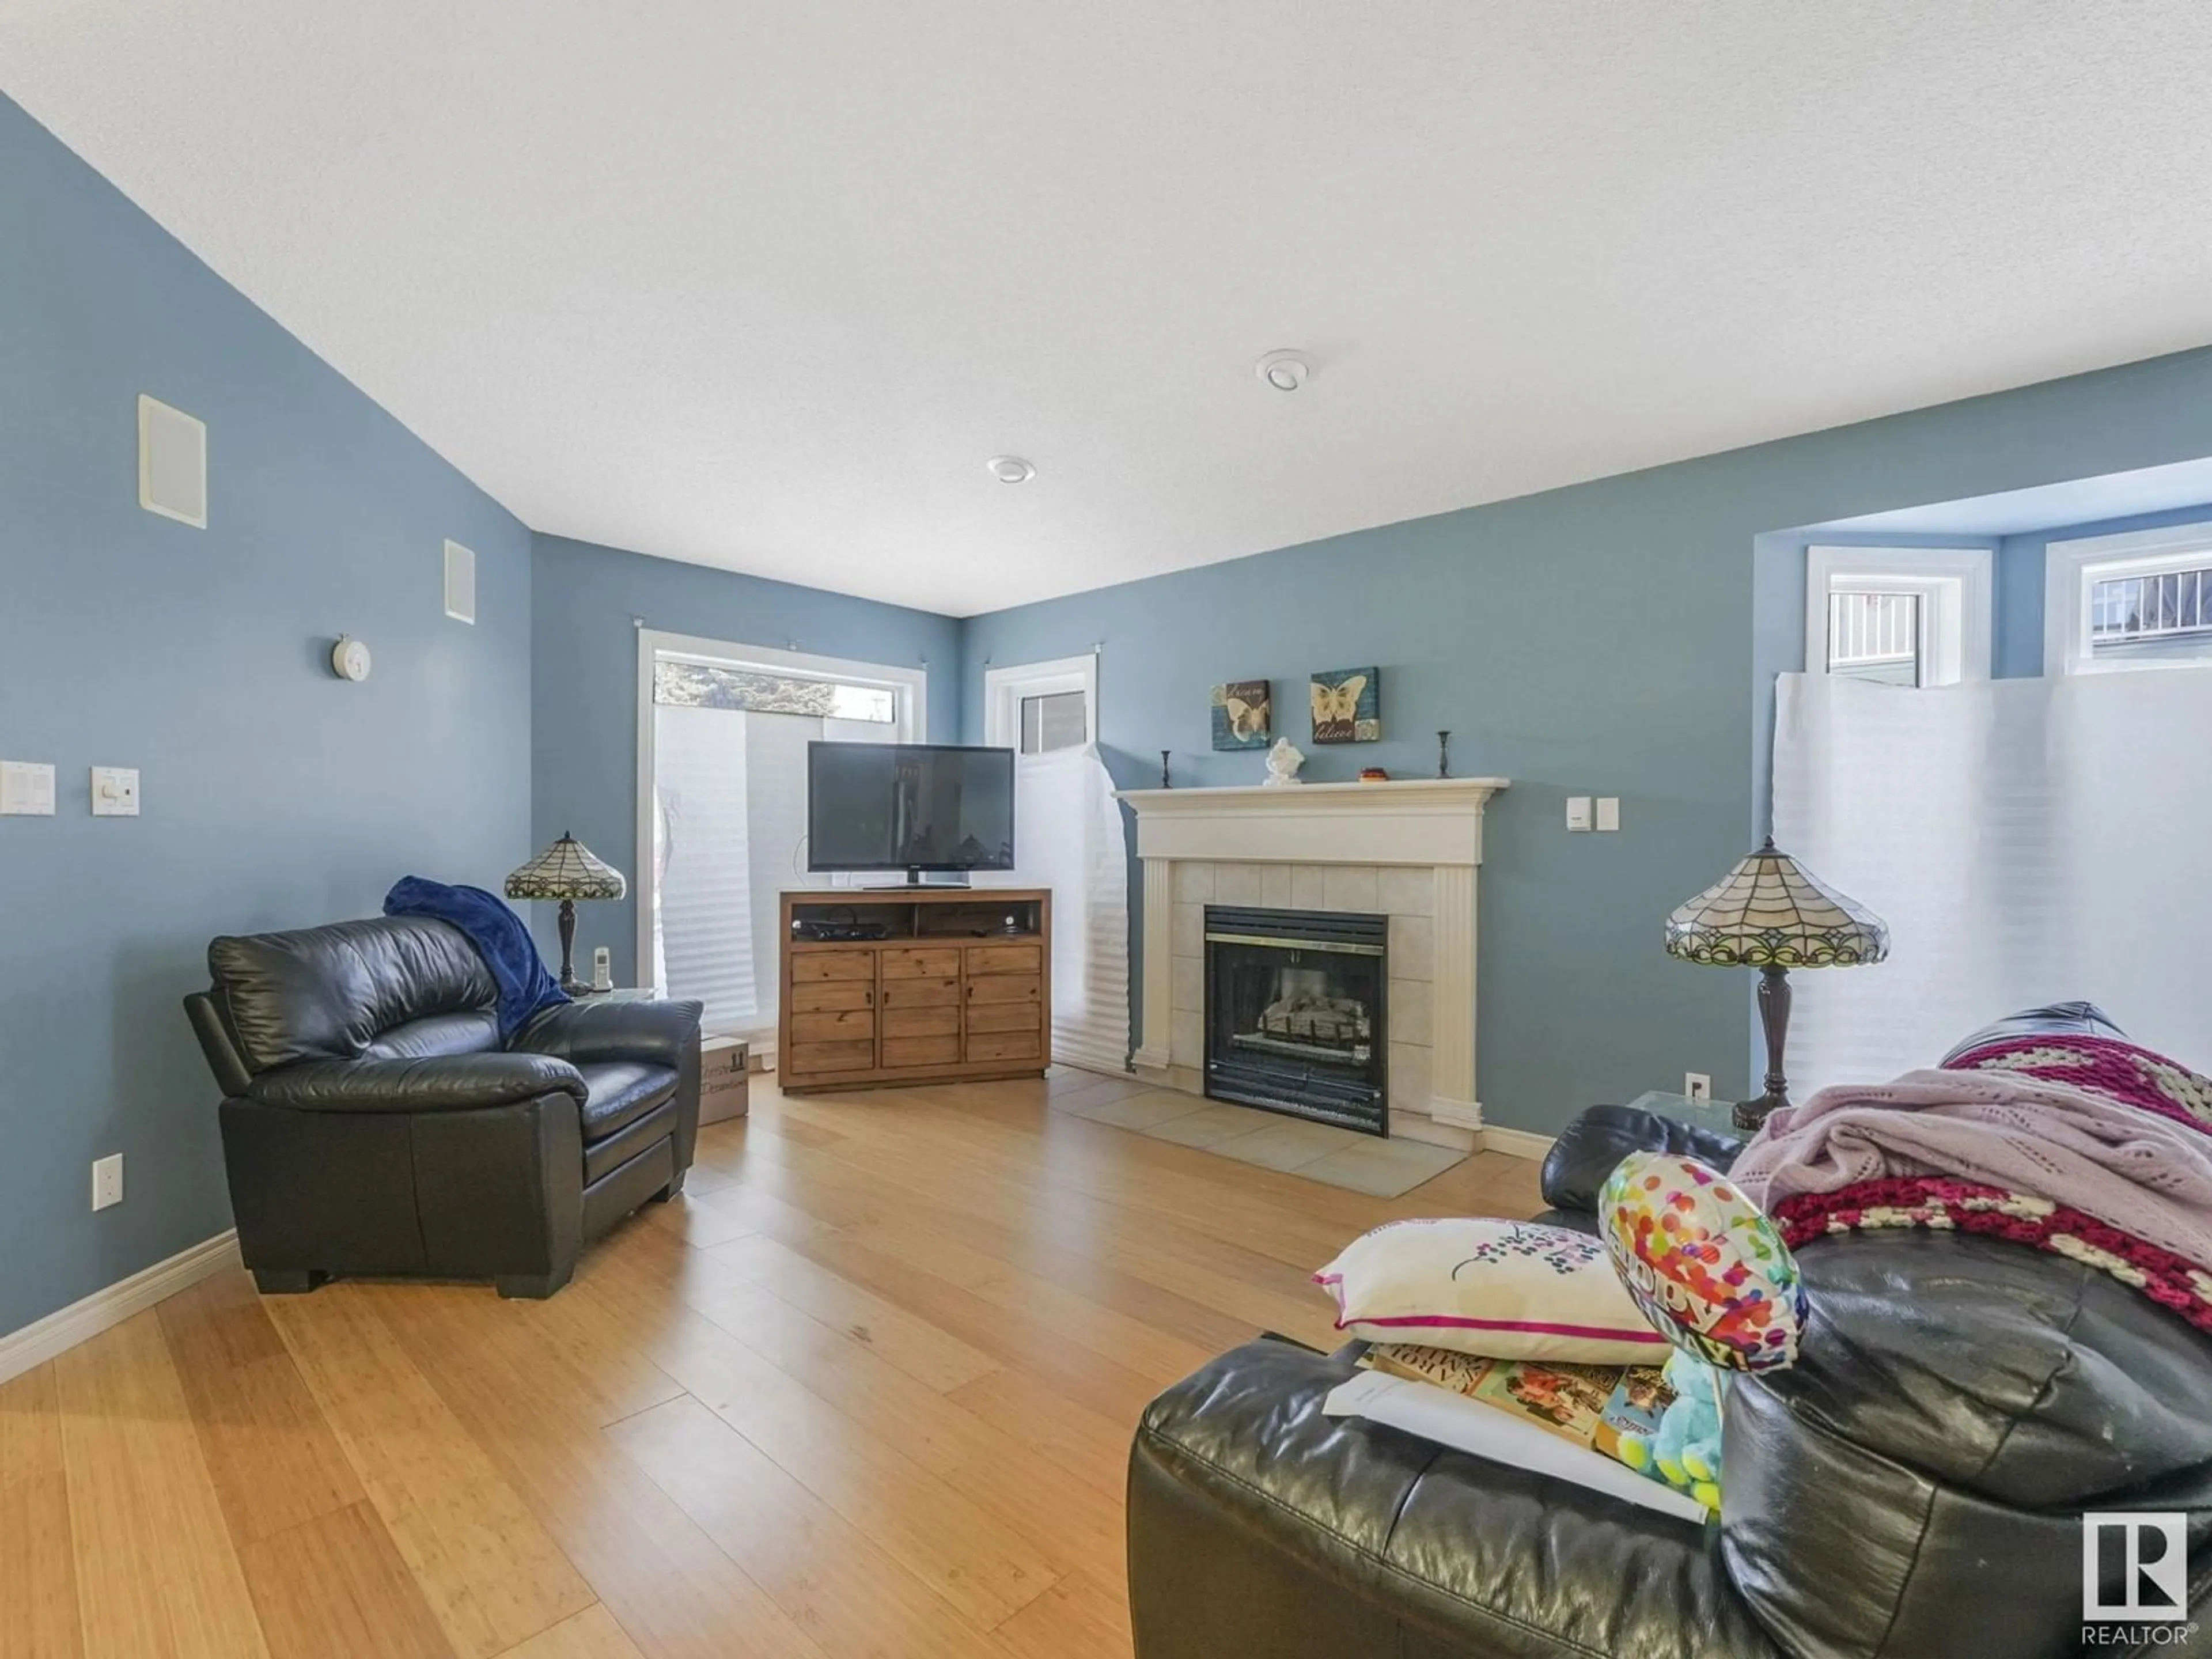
652,703,756,1032
976,744,1131,1075
1773,669,2212,1092
647,634,915,1039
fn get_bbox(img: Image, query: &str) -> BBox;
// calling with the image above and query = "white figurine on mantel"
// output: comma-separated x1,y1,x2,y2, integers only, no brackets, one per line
1264,737,1305,786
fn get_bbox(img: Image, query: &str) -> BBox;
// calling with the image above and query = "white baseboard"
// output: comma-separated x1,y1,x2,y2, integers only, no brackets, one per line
1479,1125,1559,1162
0,1230,240,1386
1427,1095,1484,1131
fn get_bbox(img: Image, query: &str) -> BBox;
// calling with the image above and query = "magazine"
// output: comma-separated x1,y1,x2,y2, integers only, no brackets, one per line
1359,1342,1673,1463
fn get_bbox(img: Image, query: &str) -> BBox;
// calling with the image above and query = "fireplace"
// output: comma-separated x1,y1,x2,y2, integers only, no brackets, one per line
1203,904,1388,1135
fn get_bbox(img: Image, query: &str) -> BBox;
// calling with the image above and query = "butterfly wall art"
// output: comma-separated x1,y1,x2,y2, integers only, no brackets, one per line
1309,666,1381,743
1211,680,1272,750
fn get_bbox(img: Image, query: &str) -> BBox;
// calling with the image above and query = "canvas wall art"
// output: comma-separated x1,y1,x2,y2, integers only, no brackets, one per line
1310,666,1381,743
1211,679,1272,749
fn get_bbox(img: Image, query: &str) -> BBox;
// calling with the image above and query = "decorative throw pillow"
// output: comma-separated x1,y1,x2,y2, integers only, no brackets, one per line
1314,1218,1669,1363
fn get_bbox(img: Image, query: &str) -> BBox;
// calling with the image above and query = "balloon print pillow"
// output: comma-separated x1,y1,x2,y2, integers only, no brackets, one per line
1315,1217,1671,1363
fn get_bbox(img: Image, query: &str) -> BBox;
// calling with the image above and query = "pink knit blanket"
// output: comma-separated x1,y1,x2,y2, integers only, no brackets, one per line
1730,1067,2212,1274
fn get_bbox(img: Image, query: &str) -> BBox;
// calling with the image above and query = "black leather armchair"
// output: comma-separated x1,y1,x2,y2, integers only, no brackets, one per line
185,915,703,1299
1129,1103,2212,1657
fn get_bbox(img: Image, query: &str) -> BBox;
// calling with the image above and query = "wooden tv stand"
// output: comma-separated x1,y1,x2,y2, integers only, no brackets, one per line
778,888,1052,1093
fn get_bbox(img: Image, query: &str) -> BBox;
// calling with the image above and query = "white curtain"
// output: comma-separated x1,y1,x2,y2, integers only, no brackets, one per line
1772,669,2212,1092
976,744,1131,1075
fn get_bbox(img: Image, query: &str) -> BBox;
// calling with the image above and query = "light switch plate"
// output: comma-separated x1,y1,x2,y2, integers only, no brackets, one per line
0,760,56,816
1566,795,1594,832
92,1153,123,1211
1596,796,1620,832
90,766,141,817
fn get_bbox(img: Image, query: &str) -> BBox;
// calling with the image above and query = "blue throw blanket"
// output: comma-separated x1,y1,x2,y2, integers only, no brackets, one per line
383,876,569,1041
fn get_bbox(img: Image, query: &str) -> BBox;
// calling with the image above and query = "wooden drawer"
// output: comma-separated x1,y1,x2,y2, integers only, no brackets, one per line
963,1002,1040,1035
879,976,960,1009
790,949,877,983
786,1039,876,1073
881,1035,961,1067
967,974,1041,1007
882,947,962,979
790,979,874,1013
881,1005,961,1040
965,1030,1041,1063
791,1009,875,1044
966,942,1042,976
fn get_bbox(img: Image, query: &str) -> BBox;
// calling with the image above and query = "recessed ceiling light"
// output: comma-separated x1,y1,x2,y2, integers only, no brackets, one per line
1256,350,1312,392
987,455,1036,484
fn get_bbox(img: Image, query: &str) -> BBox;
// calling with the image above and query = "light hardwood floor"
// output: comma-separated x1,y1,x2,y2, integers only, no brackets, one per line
2,1067,1544,1659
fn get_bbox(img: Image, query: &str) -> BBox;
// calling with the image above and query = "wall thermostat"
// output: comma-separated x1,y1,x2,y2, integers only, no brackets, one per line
331,635,373,682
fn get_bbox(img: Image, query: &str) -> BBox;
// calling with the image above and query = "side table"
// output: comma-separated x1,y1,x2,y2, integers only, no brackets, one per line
1620,1089,1745,1139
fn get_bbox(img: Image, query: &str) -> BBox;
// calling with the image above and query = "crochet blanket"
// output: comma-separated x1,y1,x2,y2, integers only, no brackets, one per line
1730,1067,2212,1277
1769,1177,2212,1335
384,876,567,1041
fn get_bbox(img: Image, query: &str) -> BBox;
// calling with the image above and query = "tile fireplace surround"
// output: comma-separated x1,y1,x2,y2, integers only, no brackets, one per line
1115,778,1510,1152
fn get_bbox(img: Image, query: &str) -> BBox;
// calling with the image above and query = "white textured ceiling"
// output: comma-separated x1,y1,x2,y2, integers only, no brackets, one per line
10,3,2212,616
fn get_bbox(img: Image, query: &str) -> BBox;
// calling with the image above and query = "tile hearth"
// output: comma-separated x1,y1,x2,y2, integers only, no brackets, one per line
1052,1082,1468,1197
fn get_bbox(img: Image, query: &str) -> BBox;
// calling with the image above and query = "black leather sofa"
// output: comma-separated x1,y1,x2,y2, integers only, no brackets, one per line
1129,1099,2212,1657
185,915,702,1298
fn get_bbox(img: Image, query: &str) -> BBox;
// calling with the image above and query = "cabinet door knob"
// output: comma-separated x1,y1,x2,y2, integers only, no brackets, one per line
866,988,877,1005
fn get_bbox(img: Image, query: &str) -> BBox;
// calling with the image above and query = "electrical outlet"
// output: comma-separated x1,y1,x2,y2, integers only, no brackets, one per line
91,1153,123,1211
1684,1073,1713,1103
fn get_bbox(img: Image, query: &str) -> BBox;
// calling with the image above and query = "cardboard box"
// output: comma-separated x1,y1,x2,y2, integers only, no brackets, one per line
700,1036,749,1124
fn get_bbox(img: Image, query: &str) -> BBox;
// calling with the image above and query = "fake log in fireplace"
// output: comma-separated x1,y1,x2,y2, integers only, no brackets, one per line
1203,905,1388,1135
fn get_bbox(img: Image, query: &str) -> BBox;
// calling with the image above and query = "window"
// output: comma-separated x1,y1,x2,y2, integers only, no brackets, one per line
1804,546,1992,687
637,633,925,1043
1020,690,1089,753
2046,520,2212,675
983,653,1098,752
653,660,899,722
1826,592,1922,685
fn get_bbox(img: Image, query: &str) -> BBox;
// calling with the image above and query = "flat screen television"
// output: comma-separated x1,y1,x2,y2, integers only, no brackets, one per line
807,742,1016,882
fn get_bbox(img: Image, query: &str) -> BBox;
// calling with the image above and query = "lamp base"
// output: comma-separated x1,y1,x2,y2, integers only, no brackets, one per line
552,900,605,998
1732,1090,1789,1134
1732,963,1797,1135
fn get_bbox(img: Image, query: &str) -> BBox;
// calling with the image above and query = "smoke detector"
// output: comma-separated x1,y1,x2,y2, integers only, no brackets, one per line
987,455,1036,484
1256,350,1312,392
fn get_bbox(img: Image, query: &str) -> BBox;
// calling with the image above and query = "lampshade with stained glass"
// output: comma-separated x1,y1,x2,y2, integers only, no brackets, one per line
506,832,626,993
1665,839,1888,1130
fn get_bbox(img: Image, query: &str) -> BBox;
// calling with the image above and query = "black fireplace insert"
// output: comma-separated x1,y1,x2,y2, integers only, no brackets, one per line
1203,904,1388,1135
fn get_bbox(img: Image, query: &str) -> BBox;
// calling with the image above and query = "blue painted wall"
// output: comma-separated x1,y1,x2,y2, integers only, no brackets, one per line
963,347,2212,1135
0,94,535,1334
529,534,961,984
21,59,2212,1338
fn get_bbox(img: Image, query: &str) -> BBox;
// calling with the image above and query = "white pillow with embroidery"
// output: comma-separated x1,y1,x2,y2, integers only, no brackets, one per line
1314,1217,1668,1363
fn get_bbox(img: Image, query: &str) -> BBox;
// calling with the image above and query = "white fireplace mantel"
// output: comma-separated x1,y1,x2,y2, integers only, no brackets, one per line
1115,777,1508,866
1115,778,1509,1147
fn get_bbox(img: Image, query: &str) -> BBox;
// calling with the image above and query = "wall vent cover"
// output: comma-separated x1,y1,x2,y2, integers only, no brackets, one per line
137,394,207,527
444,540,476,623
